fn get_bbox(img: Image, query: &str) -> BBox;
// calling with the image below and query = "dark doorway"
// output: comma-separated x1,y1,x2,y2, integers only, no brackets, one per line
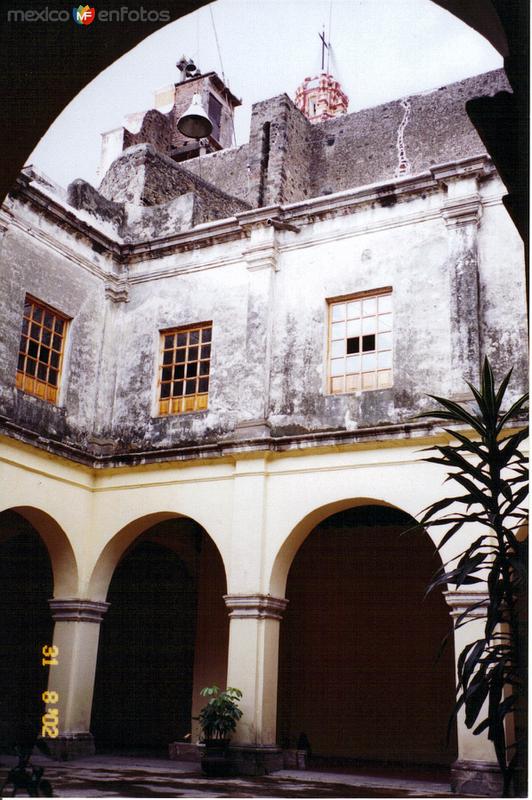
0,510,54,752
277,505,457,765
91,538,197,751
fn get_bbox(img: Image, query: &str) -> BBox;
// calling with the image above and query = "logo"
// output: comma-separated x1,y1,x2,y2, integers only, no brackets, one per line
73,5,95,25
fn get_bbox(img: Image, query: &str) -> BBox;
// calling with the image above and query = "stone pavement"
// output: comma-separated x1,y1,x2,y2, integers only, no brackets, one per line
0,754,459,798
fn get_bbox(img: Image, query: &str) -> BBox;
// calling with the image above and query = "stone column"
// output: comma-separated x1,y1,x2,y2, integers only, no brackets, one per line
234,220,278,439
223,593,288,775
437,167,483,394
444,590,503,796
41,598,109,760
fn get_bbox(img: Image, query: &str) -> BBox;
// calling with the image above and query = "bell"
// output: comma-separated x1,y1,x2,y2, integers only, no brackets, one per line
177,93,213,140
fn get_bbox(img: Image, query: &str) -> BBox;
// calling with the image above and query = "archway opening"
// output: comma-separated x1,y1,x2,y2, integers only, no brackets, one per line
91,517,228,753
0,510,54,752
277,504,457,768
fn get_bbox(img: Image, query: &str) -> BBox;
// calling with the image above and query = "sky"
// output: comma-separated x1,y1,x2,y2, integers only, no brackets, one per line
28,0,503,188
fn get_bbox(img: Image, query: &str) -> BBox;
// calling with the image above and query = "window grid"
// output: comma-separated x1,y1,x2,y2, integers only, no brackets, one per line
16,296,68,404
158,323,212,415
328,291,393,394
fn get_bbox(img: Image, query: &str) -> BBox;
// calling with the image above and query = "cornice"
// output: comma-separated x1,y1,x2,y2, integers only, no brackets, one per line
6,154,496,273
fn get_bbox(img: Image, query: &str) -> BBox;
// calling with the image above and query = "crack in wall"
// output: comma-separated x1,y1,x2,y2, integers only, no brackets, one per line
395,99,412,178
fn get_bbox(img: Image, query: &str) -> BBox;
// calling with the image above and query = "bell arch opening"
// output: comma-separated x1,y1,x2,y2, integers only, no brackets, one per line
277,503,457,768
91,515,228,753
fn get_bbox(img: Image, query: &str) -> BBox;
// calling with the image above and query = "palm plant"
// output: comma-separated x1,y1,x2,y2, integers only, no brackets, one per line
195,686,243,742
416,358,528,795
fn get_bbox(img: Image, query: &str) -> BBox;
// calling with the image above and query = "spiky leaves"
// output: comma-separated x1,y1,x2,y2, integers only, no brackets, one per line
417,358,527,794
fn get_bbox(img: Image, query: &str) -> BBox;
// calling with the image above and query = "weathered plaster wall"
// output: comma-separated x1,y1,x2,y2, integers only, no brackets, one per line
180,144,252,205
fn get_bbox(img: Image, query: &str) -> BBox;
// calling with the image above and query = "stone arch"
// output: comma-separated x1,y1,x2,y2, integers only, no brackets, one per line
269,496,439,597
88,510,228,602
1,505,79,597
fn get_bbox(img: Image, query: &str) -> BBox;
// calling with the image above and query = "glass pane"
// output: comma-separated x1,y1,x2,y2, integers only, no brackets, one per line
346,337,360,354
54,319,64,334
20,335,28,354
362,353,377,370
346,318,361,337
347,301,360,319
378,350,392,368
331,339,344,358
362,316,377,334
378,313,392,332
330,358,345,376
189,330,200,344
202,327,212,343
199,361,209,376
17,354,25,371
185,379,196,395
362,334,376,352
41,329,51,347
50,351,59,368
346,373,361,391
378,294,392,313
33,307,43,323
30,323,40,340
28,341,38,358
378,332,392,350
175,348,186,363
176,332,187,347
173,364,185,379
37,363,47,381
362,371,376,389
331,303,345,322
26,359,36,376
331,376,345,393
346,355,361,373
198,377,209,393
188,346,199,361
43,311,54,329
331,321,345,340
161,367,172,382
40,346,50,364
164,333,175,349
163,349,172,365
52,335,62,351
186,362,198,377
160,382,171,398
48,369,58,387
200,344,211,360
173,380,184,397
378,370,392,388
362,297,377,316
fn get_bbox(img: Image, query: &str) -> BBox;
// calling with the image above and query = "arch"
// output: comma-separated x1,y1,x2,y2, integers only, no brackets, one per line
269,496,439,597
1,506,78,597
88,511,228,602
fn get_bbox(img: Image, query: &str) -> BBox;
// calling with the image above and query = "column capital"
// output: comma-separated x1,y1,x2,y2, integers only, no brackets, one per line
440,194,482,228
49,598,110,623
444,590,488,619
224,593,288,620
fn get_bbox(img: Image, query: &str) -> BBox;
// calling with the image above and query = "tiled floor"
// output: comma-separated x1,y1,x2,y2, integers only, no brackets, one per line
0,754,456,798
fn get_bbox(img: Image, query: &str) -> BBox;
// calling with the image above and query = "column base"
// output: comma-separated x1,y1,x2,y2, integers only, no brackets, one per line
451,759,503,796
228,745,284,776
38,732,95,761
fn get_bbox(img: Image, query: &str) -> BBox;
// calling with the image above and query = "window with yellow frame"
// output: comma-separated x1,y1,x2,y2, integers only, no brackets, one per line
158,323,212,415
16,296,69,404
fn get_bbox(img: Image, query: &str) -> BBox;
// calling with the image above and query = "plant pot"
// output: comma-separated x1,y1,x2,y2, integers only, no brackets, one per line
200,738,234,777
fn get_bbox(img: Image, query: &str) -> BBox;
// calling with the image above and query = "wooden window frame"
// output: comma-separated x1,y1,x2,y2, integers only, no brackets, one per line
157,321,212,416
327,288,393,395
16,295,69,404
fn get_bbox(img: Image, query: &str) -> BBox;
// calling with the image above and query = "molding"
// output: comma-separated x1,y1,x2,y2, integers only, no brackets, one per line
440,193,482,228
444,590,489,618
224,594,289,620
104,280,129,303
49,598,110,623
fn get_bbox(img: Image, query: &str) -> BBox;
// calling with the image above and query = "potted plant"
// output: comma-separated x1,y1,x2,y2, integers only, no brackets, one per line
195,686,243,776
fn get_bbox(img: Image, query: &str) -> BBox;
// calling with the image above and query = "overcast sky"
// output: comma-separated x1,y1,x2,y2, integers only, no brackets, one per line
28,0,502,188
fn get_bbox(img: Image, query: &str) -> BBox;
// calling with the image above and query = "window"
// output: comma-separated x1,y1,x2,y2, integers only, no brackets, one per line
158,323,212,415
16,296,69,403
328,289,392,394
